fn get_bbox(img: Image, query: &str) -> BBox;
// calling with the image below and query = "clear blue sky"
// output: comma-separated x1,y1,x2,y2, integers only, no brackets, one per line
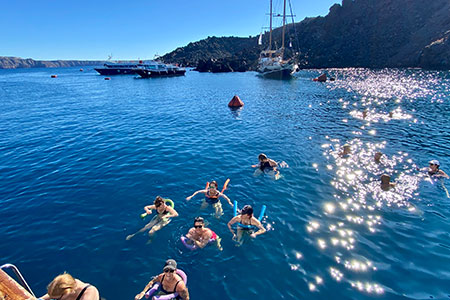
1,0,338,60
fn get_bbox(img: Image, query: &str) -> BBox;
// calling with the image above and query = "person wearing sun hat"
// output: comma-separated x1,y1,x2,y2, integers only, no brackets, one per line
134,259,189,300
417,160,449,179
427,160,449,179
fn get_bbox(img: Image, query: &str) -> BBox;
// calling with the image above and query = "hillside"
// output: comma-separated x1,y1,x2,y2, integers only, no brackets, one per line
0,57,105,69
161,0,450,71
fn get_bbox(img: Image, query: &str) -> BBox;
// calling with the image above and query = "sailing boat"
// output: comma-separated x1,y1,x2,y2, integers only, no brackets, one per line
257,0,298,79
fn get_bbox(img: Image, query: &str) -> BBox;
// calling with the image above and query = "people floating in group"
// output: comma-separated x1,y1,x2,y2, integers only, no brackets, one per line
126,196,178,240
186,180,233,218
40,272,100,300
135,259,189,300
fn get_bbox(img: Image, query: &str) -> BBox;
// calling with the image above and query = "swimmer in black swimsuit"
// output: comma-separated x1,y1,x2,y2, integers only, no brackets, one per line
40,273,100,300
186,181,233,218
126,196,178,240
135,259,189,300
252,153,280,178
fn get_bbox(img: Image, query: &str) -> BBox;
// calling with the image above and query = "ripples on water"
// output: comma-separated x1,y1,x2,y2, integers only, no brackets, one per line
0,68,449,300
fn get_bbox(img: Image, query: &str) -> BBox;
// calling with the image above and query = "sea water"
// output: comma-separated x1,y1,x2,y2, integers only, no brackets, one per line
0,67,449,300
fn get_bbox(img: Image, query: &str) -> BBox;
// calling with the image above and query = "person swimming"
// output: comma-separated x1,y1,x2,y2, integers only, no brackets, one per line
227,205,266,244
126,196,178,240
338,144,351,158
426,160,449,179
374,152,383,164
380,174,396,191
184,217,222,250
134,259,189,300
186,180,233,218
252,153,280,178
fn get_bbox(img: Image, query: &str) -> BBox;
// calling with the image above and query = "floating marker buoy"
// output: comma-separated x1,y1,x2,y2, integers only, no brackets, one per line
80,68,83,72
313,73,327,82
51,75,57,78
104,77,111,80
228,95,244,108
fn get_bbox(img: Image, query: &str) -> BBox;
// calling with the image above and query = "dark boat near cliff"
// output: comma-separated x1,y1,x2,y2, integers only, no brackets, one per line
135,64,186,78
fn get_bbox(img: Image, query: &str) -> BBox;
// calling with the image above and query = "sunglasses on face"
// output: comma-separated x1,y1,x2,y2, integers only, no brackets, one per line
164,269,175,273
194,225,203,228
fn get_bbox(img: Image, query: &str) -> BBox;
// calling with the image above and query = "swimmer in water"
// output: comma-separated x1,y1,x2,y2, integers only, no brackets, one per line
425,160,449,179
227,205,266,244
380,174,396,191
185,217,222,250
134,259,189,300
338,144,351,158
374,152,383,164
252,153,280,178
126,196,178,240
186,180,233,218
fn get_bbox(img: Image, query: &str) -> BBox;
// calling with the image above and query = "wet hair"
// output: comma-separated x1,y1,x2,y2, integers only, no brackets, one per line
47,272,76,298
194,216,204,225
154,196,164,206
380,174,391,184
258,153,268,161
241,205,253,216
209,181,218,188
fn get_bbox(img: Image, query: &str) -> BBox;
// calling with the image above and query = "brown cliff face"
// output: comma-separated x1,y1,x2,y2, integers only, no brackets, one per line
0,57,105,69
163,0,450,71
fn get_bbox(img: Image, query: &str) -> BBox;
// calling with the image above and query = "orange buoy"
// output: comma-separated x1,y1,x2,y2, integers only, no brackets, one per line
51,75,57,78
228,95,244,108
104,77,111,80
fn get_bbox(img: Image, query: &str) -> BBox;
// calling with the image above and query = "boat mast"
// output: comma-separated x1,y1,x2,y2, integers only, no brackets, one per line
281,0,286,58
269,0,273,53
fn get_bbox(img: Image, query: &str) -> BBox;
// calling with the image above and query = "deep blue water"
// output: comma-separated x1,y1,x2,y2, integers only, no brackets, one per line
1,67,450,300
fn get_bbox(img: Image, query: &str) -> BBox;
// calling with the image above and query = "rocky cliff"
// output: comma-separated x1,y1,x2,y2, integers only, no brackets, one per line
0,57,105,69
161,0,450,71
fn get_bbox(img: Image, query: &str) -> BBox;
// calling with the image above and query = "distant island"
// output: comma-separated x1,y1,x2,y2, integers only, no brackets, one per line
1,0,449,71
0,57,106,69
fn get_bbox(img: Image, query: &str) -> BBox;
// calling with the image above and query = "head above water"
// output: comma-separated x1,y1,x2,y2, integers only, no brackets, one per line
380,174,391,184
258,153,268,162
154,196,164,207
163,259,177,272
374,152,383,162
209,181,218,189
194,216,204,226
47,272,76,299
241,205,253,216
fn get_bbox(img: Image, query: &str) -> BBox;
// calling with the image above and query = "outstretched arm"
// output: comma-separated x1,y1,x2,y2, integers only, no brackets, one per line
186,189,206,200
166,206,179,218
144,205,156,215
227,216,239,238
219,192,233,207
438,170,450,179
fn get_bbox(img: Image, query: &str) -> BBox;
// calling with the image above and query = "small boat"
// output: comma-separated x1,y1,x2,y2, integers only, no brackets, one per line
257,0,298,79
135,63,186,78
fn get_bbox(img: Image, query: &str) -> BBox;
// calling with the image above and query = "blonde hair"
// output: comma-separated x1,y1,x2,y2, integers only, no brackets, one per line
47,273,76,298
